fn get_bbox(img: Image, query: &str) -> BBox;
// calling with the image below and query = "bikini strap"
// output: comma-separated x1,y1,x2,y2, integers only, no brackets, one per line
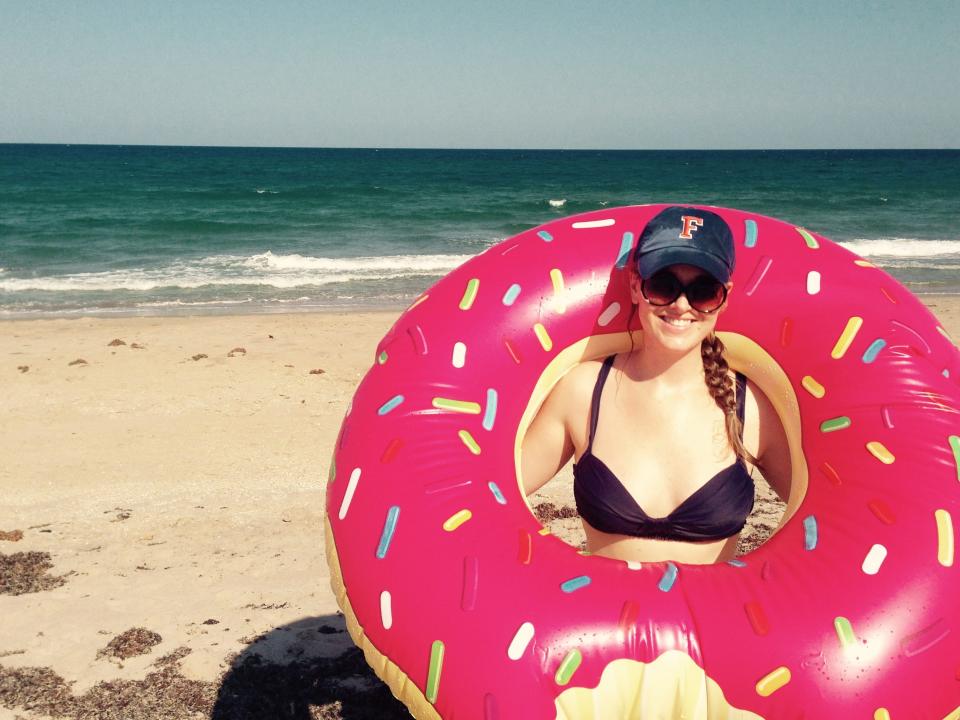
735,372,747,439
587,355,617,451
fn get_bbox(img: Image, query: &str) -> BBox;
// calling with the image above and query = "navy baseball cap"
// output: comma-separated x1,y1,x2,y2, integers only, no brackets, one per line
634,206,736,284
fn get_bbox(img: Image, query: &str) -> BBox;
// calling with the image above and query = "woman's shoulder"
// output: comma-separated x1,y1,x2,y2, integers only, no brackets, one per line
543,356,611,415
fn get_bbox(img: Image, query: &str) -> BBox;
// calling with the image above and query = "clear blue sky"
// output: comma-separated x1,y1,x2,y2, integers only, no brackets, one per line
2,0,958,149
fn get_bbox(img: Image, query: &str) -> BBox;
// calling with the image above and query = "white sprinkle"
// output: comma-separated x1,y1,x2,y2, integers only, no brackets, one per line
380,590,393,629
598,302,621,327
507,621,535,660
625,560,643,570
806,270,821,295
862,543,888,575
338,467,361,520
572,218,615,229
452,341,467,368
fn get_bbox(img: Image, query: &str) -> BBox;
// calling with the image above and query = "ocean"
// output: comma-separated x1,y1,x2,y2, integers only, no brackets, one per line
1,145,959,318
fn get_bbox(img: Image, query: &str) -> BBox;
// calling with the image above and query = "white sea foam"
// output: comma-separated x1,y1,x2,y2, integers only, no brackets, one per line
548,199,566,208
839,239,960,258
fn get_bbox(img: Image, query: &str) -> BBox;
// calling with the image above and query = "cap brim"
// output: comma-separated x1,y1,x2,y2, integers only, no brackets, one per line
637,246,730,284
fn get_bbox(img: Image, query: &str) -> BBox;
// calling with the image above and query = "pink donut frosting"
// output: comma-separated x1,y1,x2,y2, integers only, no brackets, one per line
326,204,960,719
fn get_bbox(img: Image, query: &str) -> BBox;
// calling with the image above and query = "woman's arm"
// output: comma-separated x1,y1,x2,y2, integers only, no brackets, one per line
520,373,577,496
747,381,793,502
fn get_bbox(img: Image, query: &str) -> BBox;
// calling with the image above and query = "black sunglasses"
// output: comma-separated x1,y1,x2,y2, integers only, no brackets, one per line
640,269,728,313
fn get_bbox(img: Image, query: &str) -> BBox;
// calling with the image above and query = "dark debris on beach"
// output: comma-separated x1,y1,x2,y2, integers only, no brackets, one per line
98,628,163,661
0,551,68,596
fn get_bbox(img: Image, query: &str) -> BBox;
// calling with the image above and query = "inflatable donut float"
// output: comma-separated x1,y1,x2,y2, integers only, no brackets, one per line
325,204,960,719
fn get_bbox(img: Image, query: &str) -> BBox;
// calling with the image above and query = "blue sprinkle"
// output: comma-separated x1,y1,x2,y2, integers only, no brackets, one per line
376,506,400,559
537,230,553,242
502,283,521,306
727,559,747,568
862,339,886,363
560,575,591,593
744,219,759,248
803,515,818,550
378,395,404,415
658,562,678,592
482,388,498,431
615,232,634,269
944,368,951,378
487,481,507,505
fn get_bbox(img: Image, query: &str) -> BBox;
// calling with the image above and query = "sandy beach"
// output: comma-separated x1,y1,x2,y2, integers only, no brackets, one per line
3,298,960,719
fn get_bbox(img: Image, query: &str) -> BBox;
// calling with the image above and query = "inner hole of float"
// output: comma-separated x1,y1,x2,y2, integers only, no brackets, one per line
516,331,805,560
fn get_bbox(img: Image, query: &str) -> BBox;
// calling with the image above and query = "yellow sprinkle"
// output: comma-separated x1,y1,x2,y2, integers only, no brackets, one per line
756,666,791,697
533,322,553,351
855,259,877,268
458,429,481,455
936,509,954,567
801,375,825,398
549,268,566,314
831,316,863,359
866,441,895,464
443,509,472,531
538,527,552,536
459,278,479,310
408,293,429,311
432,398,482,414
796,227,820,249
873,709,890,720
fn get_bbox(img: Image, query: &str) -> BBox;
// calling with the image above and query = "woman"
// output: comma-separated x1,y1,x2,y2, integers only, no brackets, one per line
522,206,792,565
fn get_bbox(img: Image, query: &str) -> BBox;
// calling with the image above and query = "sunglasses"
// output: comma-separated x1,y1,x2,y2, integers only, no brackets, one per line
640,269,728,313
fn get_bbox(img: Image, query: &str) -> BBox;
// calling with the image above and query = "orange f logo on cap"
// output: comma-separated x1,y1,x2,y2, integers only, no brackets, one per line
679,215,704,240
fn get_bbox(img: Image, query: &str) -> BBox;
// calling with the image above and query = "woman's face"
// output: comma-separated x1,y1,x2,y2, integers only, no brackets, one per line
629,263,732,354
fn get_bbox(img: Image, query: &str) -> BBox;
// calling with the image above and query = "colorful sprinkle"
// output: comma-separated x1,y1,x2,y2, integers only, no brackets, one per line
874,709,891,720
881,406,895,429
744,256,773,296
862,338,887,363
376,506,400,559
538,230,553,242
866,441,895,464
452,341,467,368
796,227,819,249
338,468,361,520
820,416,852,433
459,279,479,310
744,601,770,636
533,322,553,351
598,302,621,327
554,649,583,686
560,575,591,593
727,559,747,568
862,543,887,575
426,640,444,703
880,286,898,304
380,590,393,629
517,529,532,564
901,617,949,657
461,556,479,611
572,218,615,229
378,394,404,415
487,481,506,505
407,293,429,311
855,259,877,268
538,527,552,536
618,601,640,636
780,317,794,347
408,325,428,355
936,509,954,567
482,388,498,431
756,666,791,697
834,616,857,648
432,397,481,414
806,270,821,295
550,268,566,314
831,316,863,359
744,219,758,248
507,622,535,660
502,283,521,306
802,375,825,398
616,232,634,268
377,350,388,365
868,499,896,525
658,562,678,592
458,429,481,455
503,338,522,364
820,461,841,486
803,515,818,550
443,509,473,532
949,436,960,481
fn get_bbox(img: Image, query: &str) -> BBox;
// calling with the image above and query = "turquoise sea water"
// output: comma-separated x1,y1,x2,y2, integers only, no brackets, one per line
1,145,959,318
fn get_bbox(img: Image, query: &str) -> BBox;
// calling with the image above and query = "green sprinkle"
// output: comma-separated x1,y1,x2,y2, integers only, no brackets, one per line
458,429,481,455
426,640,444,703
950,436,960,482
377,350,388,365
797,227,819,249
820,416,852,433
834,616,856,648
432,398,482,414
459,278,479,310
554,649,583,686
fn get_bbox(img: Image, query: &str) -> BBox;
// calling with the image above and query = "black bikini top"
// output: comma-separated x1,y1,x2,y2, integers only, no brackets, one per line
573,355,754,542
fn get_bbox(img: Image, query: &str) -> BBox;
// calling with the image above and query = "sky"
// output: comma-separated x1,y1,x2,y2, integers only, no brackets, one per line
2,0,958,149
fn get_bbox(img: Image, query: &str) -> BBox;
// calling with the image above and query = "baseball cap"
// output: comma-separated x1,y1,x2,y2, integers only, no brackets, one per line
634,206,736,284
